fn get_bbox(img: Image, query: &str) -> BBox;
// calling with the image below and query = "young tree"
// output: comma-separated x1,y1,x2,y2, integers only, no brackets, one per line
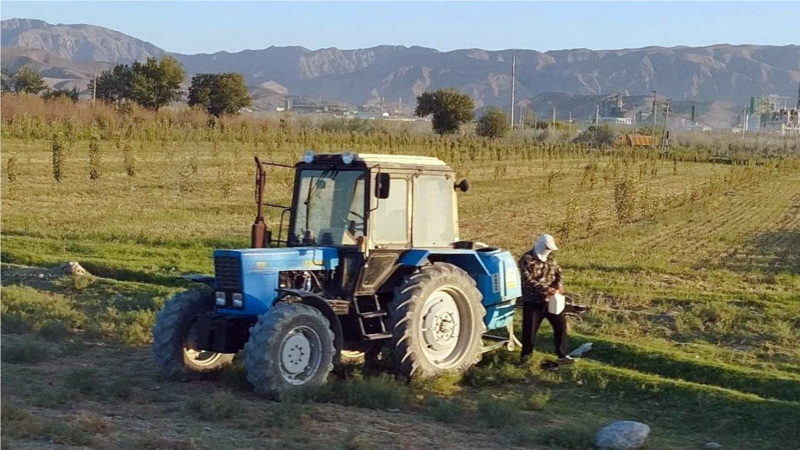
12,66,47,94
476,107,511,138
188,72,252,117
415,88,474,135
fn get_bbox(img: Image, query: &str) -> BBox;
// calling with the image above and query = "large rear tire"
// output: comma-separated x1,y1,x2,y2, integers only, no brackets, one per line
245,302,335,399
152,290,235,380
387,263,485,378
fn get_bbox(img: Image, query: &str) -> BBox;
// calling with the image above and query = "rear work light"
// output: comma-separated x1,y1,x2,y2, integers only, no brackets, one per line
215,292,226,306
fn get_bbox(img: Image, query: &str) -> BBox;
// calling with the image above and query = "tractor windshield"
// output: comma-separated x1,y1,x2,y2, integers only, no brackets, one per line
290,169,366,247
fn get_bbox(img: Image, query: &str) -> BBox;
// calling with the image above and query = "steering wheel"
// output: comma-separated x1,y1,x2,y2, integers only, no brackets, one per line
343,210,365,234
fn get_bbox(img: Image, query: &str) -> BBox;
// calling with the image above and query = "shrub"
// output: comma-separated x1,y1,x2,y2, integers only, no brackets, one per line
187,390,242,421
534,424,596,449
52,131,67,183
39,321,71,342
88,132,102,180
324,375,410,410
411,371,462,397
476,107,511,139
613,176,639,223
6,152,18,182
64,368,100,395
476,397,521,428
424,397,464,423
1,340,49,364
574,124,616,148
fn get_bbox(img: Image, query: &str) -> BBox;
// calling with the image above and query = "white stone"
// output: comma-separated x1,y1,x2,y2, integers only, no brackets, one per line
595,421,650,450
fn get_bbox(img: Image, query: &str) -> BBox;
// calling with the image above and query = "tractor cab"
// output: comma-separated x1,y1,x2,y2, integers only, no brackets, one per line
153,151,521,399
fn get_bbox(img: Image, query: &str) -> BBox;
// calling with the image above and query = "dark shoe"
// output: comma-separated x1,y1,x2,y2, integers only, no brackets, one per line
557,356,575,365
540,360,560,372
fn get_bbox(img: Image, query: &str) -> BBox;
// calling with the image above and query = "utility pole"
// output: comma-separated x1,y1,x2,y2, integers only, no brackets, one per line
660,98,671,153
651,90,657,147
92,70,97,105
510,54,516,128
551,107,556,131
631,101,637,134
568,110,573,134
595,104,600,125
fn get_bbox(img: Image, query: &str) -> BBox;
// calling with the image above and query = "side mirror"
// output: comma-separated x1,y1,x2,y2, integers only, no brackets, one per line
375,173,391,199
455,179,470,192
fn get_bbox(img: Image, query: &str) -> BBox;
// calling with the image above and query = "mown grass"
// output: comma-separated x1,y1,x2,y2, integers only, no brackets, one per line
2,101,800,449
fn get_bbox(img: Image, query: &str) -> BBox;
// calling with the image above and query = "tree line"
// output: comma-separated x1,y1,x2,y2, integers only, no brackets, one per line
92,56,252,116
1,56,252,117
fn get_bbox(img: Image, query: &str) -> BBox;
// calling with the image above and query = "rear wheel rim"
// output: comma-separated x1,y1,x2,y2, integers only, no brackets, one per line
184,348,225,367
279,325,323,385
418,287,474,369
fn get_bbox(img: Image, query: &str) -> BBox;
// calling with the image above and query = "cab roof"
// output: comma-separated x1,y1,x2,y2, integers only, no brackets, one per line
304,152,451,171
356,153,448,166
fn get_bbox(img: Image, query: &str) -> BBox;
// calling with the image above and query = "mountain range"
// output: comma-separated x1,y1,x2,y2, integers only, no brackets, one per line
3,18,800,127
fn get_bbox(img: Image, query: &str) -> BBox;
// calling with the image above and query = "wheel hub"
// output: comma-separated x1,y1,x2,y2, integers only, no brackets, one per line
278,325,322,385
421,291,461,355
281,333,312,374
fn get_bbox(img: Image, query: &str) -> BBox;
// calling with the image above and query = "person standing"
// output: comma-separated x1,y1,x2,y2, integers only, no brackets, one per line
518,234,573,364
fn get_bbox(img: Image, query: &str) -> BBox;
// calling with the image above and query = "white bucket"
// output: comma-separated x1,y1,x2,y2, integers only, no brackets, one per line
547,293,565,315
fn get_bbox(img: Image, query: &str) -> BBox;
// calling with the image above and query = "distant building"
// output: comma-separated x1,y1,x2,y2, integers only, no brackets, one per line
602,117,633,125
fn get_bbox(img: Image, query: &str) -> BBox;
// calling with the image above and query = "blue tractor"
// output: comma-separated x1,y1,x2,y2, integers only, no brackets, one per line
152,152,522,398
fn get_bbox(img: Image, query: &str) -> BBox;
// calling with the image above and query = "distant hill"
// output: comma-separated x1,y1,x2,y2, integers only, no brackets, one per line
3,18,799,126
1,18,166,63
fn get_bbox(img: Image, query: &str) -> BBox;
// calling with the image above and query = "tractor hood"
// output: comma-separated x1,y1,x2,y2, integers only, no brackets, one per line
212,247,339,316
215,247,339,273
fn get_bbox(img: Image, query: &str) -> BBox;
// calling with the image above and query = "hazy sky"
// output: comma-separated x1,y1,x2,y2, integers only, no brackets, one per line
3,2,799,54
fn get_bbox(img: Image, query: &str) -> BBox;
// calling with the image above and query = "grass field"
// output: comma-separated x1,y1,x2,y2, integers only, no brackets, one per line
2,115,800,449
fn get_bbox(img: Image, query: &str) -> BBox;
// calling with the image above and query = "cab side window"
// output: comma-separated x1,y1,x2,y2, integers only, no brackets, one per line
372,177,409,245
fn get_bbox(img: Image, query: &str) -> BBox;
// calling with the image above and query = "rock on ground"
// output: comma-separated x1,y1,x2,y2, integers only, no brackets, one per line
594,421,650,450
51,261,91,277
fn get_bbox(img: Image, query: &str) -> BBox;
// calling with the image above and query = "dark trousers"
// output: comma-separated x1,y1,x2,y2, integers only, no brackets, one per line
521,301,568,360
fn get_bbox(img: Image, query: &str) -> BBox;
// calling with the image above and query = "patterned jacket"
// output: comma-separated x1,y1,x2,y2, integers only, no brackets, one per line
518,249,562,304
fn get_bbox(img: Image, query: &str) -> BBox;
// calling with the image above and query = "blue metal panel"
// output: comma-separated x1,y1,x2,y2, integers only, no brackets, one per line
214,247,339,316
398,249,430,267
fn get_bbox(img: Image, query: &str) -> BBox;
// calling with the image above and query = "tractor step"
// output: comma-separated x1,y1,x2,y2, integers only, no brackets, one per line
358,310,387,319
362,332,392,340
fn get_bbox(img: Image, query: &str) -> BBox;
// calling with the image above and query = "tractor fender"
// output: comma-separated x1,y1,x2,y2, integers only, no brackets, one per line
273,289,343,363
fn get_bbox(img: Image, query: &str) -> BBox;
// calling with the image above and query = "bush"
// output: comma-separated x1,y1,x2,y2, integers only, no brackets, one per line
476,398,521,428
64,368,100,395
424,397,464,423
476,107,510,139
39,321,71,342
613,176,639,223
324,375,410,410
534,424,596,449
411,371,462,397
186,390,242,421
1,340,49,364
574,124,616,148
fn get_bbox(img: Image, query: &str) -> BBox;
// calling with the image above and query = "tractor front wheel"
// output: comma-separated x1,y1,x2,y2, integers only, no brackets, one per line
245,302,335,399
152,290,235,380
387,263,486,378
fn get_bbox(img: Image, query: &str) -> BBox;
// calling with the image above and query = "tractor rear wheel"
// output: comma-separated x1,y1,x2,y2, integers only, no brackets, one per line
245,302,335,399
387,263,485,378
152,290,235,380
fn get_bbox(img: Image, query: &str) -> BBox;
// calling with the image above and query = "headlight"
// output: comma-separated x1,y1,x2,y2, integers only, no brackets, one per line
215,292,226,306
342,151,355,165
232,293,243,308
303,150,315,164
